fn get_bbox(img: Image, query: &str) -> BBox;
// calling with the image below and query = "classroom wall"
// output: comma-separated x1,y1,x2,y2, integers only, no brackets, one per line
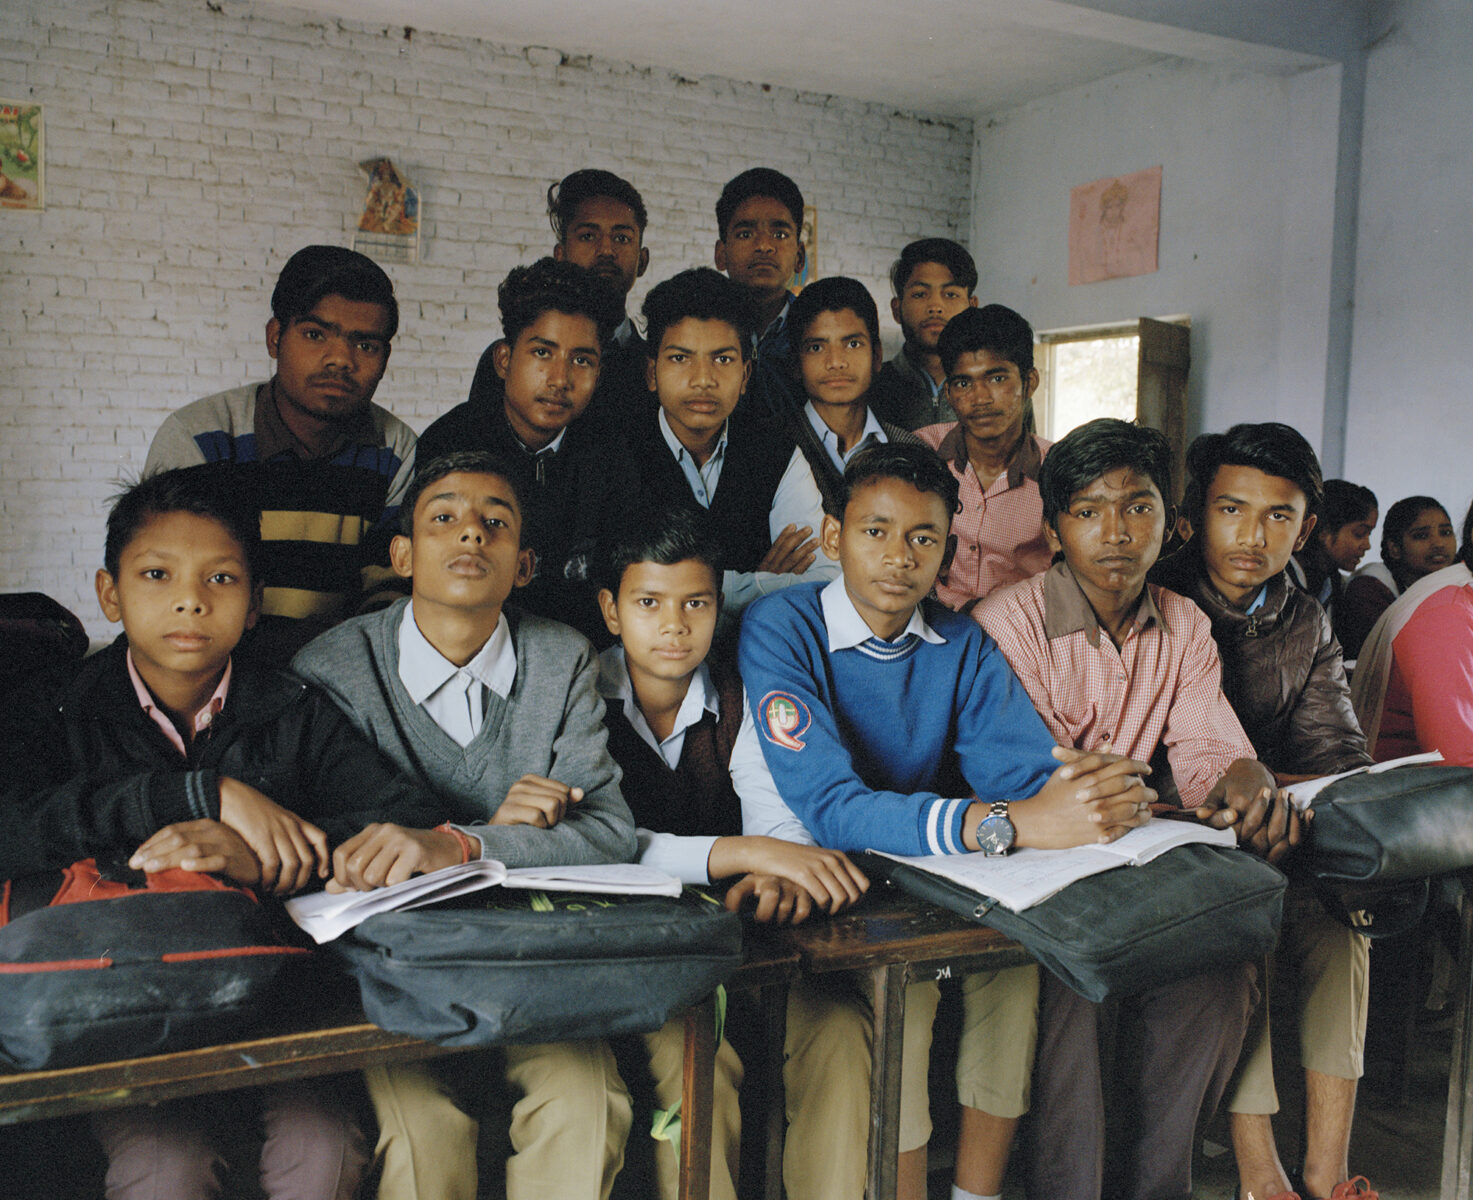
967,56,1343,453
0,0,972,634
1341,0,1473,528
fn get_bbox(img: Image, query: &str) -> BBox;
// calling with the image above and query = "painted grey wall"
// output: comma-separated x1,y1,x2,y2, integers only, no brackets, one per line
969,57,1343,449
1343,0,1473,526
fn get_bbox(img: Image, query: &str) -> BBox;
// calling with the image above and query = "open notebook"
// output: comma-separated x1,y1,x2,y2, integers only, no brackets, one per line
285,859,682,944
873,819,1239,912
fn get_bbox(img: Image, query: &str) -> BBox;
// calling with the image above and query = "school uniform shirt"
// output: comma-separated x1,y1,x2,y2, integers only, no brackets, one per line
632,407,837,613
397,602,516,748
976,561,1255,809
596,647,744,883
786,401,925,517
733,578,1058,855
915,424,1053,611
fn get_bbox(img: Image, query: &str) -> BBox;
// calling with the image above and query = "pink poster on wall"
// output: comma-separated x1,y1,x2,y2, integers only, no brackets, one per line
1069,165,1160,285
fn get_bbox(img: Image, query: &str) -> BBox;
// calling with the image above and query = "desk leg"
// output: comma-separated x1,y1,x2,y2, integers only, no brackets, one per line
759,982,788,1200
867,962,907,1200
680,996,716,1200
1442,878,1473,1200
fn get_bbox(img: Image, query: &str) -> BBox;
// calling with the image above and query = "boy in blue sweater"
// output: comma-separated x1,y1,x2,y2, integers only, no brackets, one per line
735,442,1154,1200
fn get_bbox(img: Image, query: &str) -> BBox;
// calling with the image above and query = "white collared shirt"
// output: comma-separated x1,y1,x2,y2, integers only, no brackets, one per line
818,576,948,652
398,602,516,747
658,408,729,508
596,645,719,769
654,408,838,617
803,400,889,476
595,644,724,883
731,578,947,844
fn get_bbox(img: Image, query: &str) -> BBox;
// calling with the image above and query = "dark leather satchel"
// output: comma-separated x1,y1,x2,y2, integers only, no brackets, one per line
1307,764,1473,937
881,843,1287,1003
329,888,743,1046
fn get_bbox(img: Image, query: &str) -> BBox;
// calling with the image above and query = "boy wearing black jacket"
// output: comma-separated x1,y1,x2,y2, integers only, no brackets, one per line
1,466,445,1200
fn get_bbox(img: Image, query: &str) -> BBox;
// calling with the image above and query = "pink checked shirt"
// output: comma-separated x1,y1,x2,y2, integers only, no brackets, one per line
976,562,1255,809
915,424,1053,611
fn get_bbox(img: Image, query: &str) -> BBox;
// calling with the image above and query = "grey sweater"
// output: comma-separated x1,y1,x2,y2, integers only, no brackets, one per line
292,599,637,868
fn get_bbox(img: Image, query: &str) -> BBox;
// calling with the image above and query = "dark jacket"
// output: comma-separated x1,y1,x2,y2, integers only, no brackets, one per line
1152,549,1372,776
0,637,444,879
625,406,798,575
418,372,637,644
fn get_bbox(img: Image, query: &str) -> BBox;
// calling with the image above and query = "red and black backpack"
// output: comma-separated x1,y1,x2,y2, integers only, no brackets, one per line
0,857,314,1070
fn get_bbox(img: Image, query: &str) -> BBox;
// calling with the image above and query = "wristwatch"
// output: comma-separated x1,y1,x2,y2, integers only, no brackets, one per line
976,799,1016,857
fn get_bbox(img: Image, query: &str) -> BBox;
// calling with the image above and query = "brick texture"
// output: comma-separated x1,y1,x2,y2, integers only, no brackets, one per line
0,0,971,635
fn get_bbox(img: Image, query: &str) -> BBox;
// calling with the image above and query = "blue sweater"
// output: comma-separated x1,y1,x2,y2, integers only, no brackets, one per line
738,582,1058,855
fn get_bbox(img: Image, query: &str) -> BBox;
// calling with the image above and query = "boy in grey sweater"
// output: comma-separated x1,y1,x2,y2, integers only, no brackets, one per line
293,449,637,1200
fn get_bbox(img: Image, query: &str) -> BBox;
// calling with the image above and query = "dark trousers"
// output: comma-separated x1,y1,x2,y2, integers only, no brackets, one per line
1025,961,1257,1200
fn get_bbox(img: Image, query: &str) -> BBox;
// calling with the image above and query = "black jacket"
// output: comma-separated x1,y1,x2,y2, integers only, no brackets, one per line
418,373,636,645
1152,549,1372,777
0,637,444,878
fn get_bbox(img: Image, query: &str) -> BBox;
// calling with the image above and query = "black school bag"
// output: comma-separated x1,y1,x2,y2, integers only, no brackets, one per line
0,857,314,1070
328,888,743,1047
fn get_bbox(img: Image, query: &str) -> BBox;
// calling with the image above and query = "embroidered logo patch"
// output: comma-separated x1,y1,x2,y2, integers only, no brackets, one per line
759,691,811,751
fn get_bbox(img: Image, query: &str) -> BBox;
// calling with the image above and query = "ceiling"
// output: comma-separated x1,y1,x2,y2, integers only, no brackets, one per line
247,0,1331,120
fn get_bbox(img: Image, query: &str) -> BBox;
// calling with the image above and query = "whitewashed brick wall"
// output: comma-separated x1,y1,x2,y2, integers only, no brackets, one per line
0,0,971,635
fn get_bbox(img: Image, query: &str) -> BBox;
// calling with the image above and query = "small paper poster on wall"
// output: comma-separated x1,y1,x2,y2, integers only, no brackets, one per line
1069,165,1160,285
0,102,43,211
353,157,420,264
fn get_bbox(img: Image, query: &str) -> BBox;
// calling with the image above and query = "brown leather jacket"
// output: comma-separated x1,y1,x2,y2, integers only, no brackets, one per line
1152,550,1372,777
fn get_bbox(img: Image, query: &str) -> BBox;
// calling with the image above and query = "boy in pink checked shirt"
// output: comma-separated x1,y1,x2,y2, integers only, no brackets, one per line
916,305,1053,611
976,418,1301,1200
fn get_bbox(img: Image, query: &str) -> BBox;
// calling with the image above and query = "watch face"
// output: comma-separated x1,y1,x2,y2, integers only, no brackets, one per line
978,814,1015,855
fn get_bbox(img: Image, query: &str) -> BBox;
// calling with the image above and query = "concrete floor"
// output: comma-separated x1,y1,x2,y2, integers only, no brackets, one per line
950,995,1456,1200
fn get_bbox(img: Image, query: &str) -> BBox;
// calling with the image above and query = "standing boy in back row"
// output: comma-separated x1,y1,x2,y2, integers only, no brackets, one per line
870,237,980,430
714,167,807,418
145,245,417,663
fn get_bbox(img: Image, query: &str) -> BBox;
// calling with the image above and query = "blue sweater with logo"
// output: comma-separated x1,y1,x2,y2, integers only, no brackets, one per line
738,583,1058,855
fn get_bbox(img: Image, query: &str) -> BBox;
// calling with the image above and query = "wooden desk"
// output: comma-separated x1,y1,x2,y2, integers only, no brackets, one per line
0,942,799,1200
780,889,1035,1200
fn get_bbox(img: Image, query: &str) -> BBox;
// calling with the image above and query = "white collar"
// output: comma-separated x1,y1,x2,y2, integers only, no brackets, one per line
512,424,567,457
658,407,728,467
398,601,516,704
803,400,886,460
819,576,946,653
597,644,719,746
